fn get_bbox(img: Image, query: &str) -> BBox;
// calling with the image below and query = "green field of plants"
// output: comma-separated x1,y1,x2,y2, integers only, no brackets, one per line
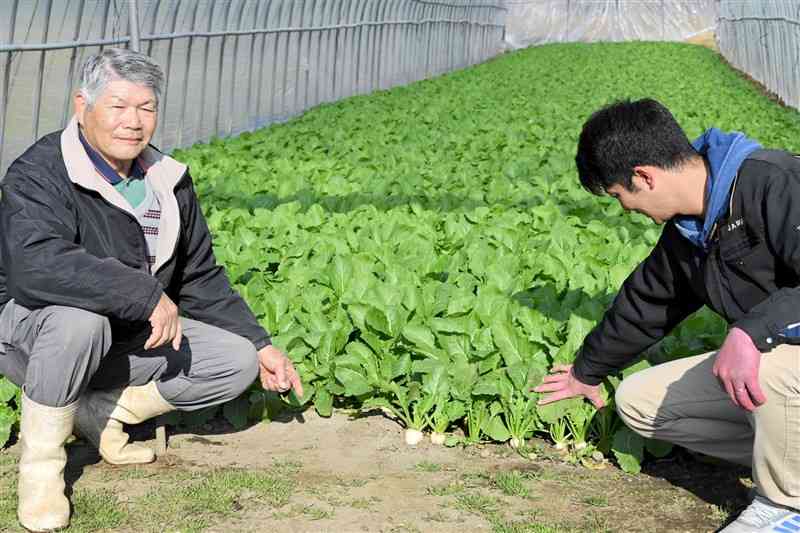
2,42,800,473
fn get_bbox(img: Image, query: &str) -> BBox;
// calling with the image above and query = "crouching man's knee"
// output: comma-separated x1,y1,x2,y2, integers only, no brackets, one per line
614,373,660,437
46,306,112,349
227,337,259,398
23,305,112,406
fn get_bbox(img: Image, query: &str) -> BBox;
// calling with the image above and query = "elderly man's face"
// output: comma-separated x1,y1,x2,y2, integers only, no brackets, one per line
74,79,157,174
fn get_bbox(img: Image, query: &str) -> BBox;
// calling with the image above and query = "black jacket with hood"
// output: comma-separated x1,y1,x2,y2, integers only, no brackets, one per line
573,149,800,385
0,117,270,350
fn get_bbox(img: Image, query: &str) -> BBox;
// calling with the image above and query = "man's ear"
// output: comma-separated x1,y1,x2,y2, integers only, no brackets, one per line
74,91,87,126
632,166,657,191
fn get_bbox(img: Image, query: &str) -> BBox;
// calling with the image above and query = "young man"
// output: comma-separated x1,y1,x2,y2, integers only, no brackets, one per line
0,48,302,531
534,99,800,532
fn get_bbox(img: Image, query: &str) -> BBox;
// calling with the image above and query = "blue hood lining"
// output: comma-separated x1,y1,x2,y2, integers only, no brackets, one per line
673,128,762,250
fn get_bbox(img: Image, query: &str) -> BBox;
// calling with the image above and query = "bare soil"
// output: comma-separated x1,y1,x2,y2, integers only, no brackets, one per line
0,408,753,533
685,30,718,51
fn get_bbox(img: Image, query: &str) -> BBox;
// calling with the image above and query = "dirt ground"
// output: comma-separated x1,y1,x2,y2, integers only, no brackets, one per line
1,408,753,533
685,30,718,51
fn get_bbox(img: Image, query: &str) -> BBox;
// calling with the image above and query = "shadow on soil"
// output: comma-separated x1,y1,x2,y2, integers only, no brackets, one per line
644,449,752,531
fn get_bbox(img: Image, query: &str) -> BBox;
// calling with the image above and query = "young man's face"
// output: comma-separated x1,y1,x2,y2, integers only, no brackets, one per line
606,175,671,224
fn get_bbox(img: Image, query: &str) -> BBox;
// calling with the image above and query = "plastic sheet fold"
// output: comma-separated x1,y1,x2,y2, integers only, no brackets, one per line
718,0,800,111
503,0,717,48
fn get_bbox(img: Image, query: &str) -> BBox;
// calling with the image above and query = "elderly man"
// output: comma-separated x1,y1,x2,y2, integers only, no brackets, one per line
0,48,302,531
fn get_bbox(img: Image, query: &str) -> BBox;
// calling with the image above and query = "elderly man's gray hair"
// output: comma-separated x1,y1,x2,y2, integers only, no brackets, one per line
79,48,164,107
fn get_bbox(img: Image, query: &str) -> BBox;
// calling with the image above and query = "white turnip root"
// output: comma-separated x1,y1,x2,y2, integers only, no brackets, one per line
509,437,524,449
430,432,446,445
405,428,424,446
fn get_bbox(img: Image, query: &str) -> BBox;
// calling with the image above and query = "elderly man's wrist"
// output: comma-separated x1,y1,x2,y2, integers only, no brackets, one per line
254,338,271,352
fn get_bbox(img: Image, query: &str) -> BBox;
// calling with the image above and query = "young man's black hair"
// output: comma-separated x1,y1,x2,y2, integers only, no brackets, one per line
575,98,699,195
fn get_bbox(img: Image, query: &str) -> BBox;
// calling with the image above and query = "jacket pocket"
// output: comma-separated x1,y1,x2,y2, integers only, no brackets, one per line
716,242,772,315
719,231,759,262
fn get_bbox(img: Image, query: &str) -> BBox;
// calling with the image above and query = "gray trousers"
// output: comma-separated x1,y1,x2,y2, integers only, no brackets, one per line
0,299,259,409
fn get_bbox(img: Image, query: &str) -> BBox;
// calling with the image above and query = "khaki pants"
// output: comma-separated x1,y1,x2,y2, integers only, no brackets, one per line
615,344,800,509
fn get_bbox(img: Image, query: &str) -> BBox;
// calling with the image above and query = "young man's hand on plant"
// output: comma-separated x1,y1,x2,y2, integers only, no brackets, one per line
532,364,605,409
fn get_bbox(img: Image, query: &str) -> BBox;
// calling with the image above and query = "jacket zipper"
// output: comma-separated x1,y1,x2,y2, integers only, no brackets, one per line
708,174,742,318
75,172,189,275
151,171,189,276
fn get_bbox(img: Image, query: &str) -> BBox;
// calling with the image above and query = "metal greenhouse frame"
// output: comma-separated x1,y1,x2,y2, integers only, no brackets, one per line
0,0,506,176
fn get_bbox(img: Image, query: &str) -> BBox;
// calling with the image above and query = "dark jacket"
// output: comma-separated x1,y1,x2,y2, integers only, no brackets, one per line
0,117,270,349
573,149,800,385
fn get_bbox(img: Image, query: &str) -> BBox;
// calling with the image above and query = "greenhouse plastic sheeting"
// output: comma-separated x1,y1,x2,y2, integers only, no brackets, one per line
0,0,506,177
718,0,800,111
503,0,717,48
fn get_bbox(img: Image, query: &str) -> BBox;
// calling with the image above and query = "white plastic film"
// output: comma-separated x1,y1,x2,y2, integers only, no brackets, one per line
503,0,717,49
718,0,800,111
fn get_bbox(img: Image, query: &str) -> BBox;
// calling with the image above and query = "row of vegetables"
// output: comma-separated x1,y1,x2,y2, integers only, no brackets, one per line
3,42,800,474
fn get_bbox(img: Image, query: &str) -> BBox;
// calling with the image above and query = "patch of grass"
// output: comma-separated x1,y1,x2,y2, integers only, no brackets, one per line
526,468,559,481
69,489,129,531
493,445,516,458
454,493,499,515
427,481,466,496
0,483,129,533
302,480,331,497
293,503,333,520
130,467,295,530
190,469,292,509
491,520,574,533
514,443,541,459
582,495,609,507
487,509,606,533
710,501,739,523
423,511,450,523
271,458,303,476
350,496,381,509
460,471,491,487
414,461,442,473
493,471,529,498
580,510,613,533
98,464,159,482
443,481,604,533
334,475,368,488
0,452,16,470
324,494,344,506
449,492,580,533
0,452,17,529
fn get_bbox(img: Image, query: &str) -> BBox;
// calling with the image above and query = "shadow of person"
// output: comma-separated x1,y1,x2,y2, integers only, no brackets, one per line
621,350,756,530
64,440,102,497
150,396,309,448
644,447,751,503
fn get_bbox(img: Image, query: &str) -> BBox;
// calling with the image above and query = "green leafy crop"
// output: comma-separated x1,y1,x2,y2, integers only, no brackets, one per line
172,42,799,471
2,42,798,476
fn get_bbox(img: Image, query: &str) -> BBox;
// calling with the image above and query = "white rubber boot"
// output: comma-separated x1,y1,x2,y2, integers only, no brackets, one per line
74,382,173,465
17,392,77,532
